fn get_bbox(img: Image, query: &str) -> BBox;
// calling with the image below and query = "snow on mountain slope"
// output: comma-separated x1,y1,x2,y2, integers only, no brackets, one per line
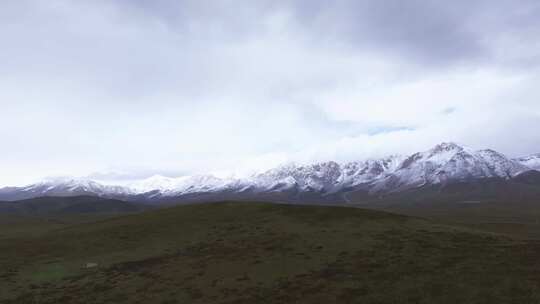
371,143,529,192
160,175,248,196
515,154,540,170
252,162,343,193
0,143,537,201
476,149,530,177
249,155,407,194
0,177,134,201
341,155,405,187
26,177,133,195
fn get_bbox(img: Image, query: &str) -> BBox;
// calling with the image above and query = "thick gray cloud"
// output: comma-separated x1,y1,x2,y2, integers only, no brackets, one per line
116,0,540,66
293,0,485,65
1,0,540,186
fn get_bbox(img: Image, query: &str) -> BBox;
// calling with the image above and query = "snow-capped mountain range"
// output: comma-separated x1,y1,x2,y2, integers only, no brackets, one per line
1,143,538,202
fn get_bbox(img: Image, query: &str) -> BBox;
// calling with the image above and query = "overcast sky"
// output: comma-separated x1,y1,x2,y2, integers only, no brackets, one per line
2,0,540,186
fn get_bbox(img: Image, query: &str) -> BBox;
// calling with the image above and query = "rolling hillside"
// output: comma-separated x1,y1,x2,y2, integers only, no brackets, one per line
0,196,150,216
2,202,540,303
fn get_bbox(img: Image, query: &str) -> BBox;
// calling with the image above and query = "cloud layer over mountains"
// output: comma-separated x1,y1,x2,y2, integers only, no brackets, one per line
1,0,540,186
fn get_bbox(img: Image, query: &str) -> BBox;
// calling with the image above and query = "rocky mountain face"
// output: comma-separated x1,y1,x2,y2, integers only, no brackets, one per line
0,143,538,203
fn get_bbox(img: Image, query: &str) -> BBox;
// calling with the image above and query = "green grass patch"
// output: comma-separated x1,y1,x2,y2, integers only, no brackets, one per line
27,263,71,282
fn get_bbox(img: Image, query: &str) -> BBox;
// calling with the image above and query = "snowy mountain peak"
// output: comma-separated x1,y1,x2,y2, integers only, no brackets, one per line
430,142,464,153
371,143,530,193
425,142,473,160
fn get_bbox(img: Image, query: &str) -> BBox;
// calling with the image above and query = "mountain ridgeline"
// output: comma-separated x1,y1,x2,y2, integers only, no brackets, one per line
1,143,540,204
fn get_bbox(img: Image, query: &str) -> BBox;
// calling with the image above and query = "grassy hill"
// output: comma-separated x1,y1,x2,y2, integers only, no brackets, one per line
345,175,540,239
0,196,150,216
2,201,540,303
